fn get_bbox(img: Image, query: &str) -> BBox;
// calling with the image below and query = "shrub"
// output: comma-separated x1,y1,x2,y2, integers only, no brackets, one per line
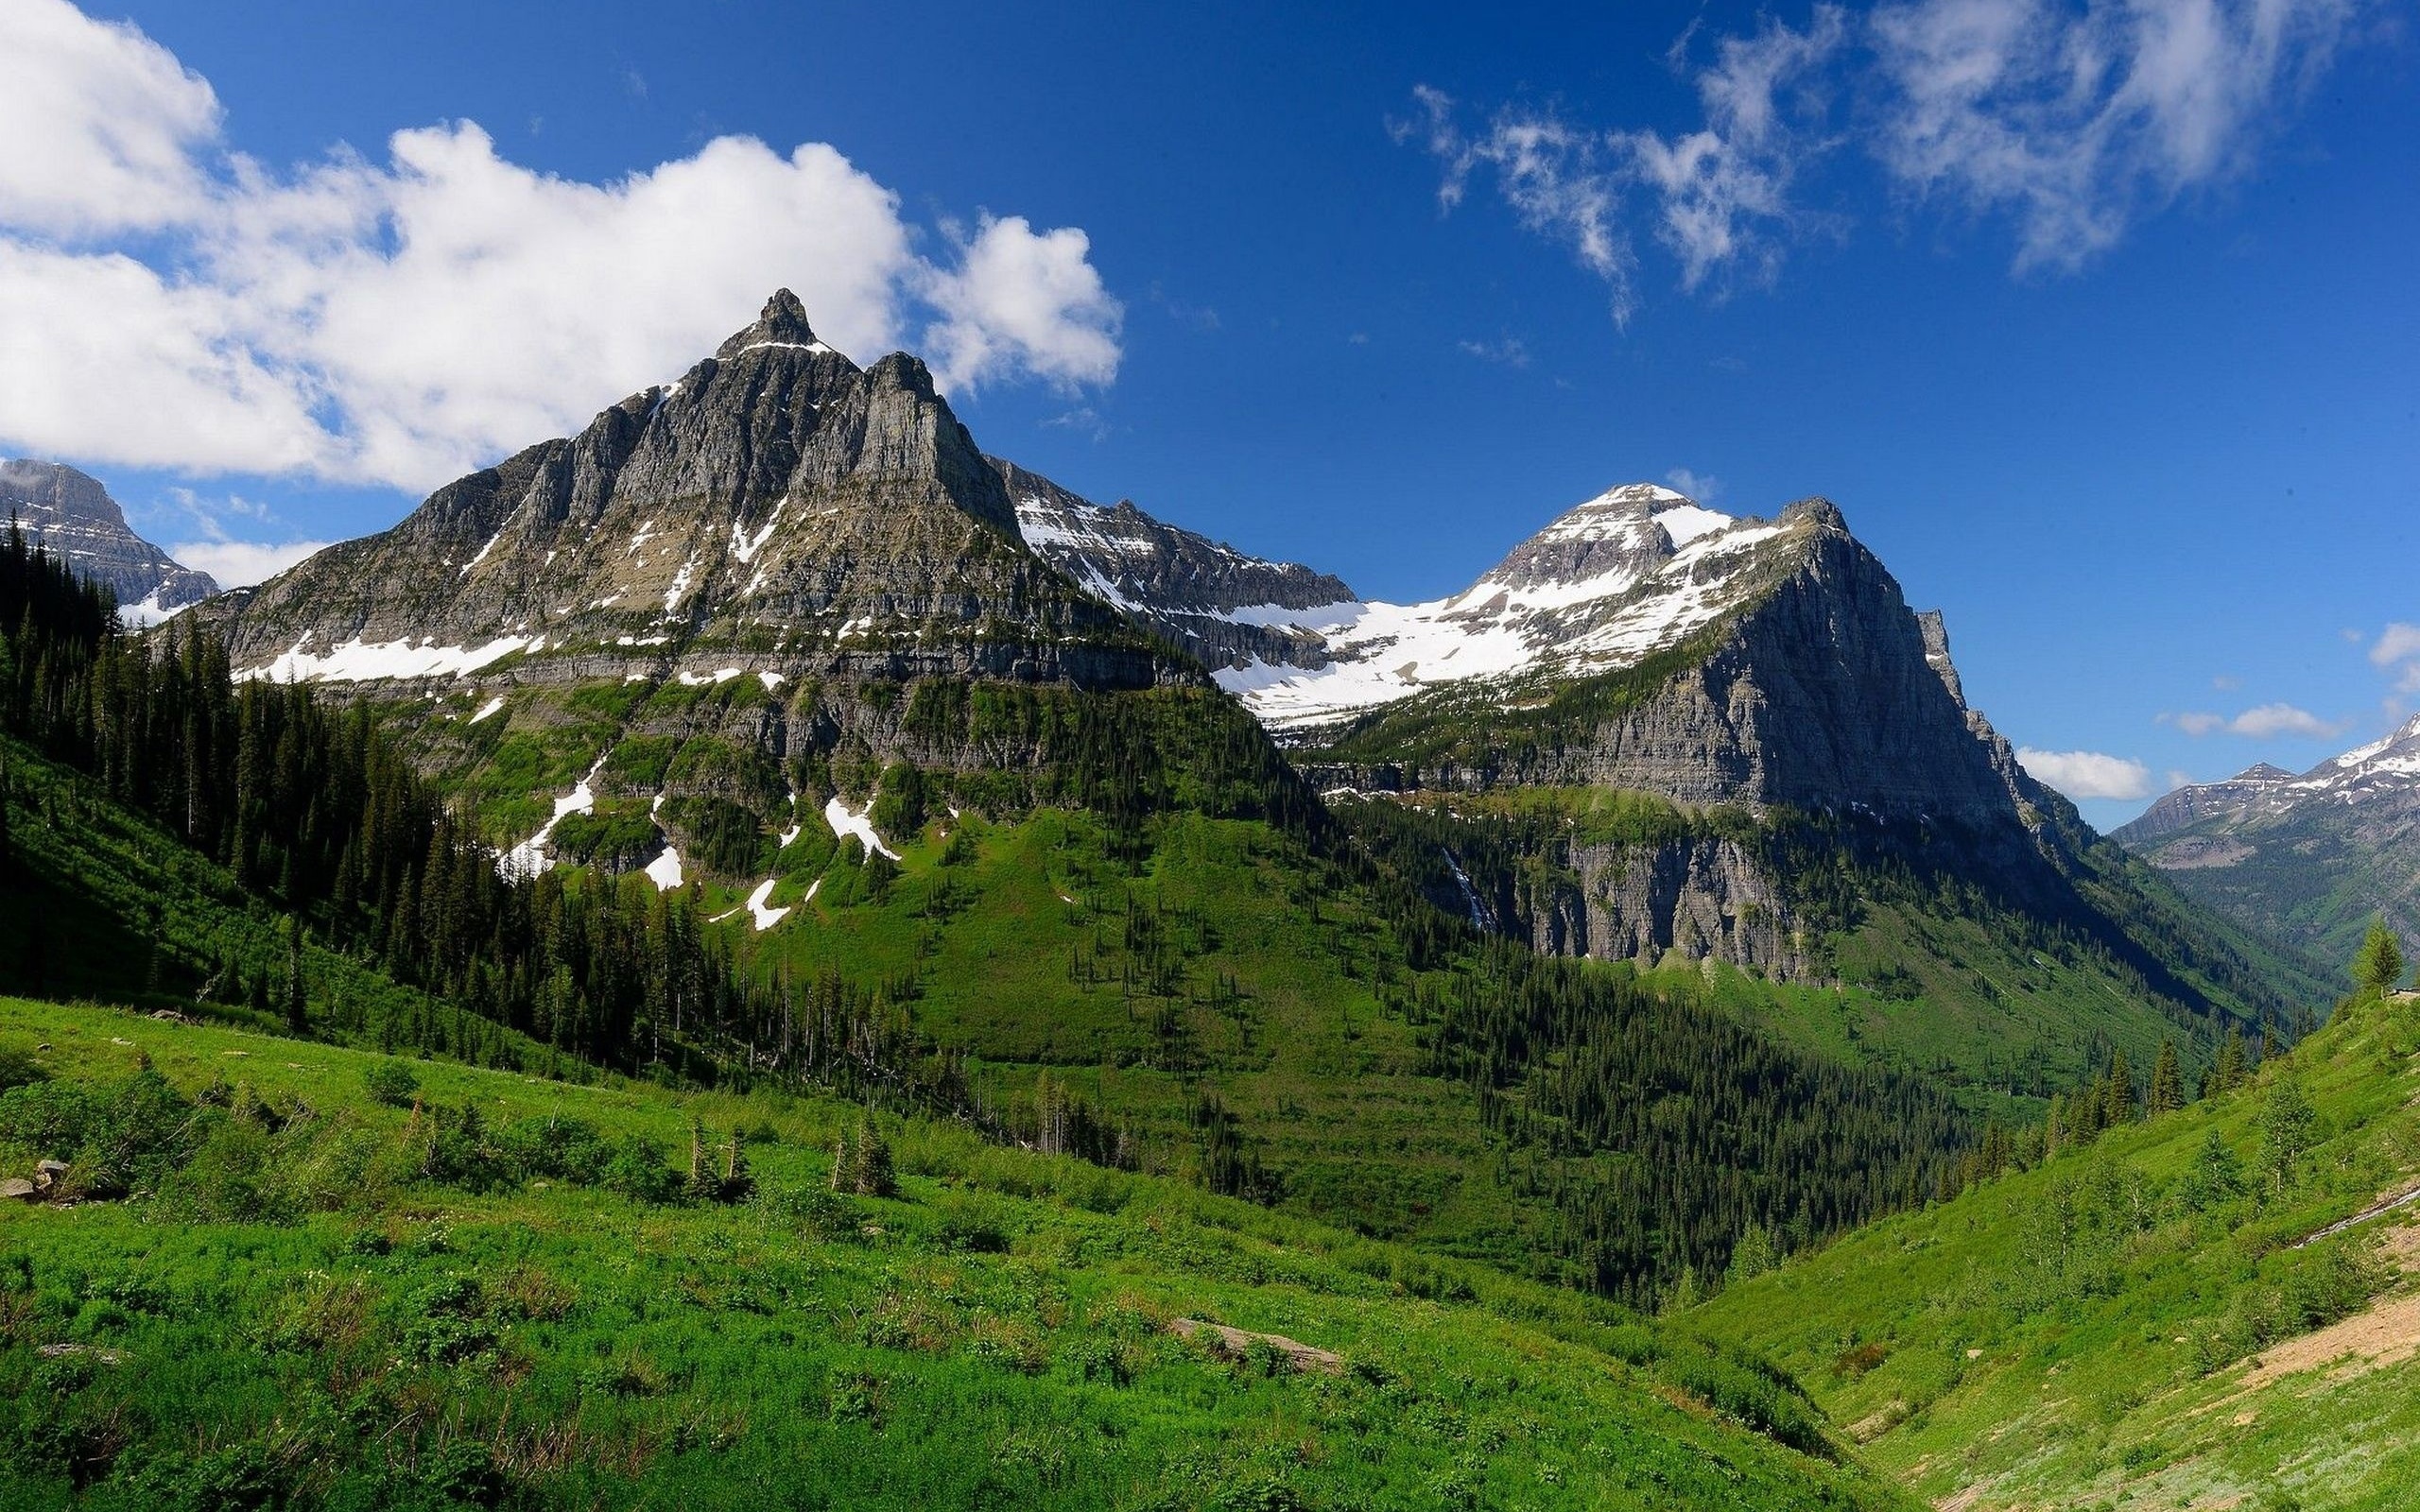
361,1059,420,1108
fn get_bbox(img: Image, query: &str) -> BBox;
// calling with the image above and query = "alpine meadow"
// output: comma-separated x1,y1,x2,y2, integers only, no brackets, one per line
1,2,2414,1508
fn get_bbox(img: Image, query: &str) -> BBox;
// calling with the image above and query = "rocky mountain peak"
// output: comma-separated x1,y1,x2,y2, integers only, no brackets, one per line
714,288,826,360
1,457,218,619
194,297,1160,692
2231,763,2297,783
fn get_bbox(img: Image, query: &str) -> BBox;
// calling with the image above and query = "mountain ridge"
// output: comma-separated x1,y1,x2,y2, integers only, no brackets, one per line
0,457,219,620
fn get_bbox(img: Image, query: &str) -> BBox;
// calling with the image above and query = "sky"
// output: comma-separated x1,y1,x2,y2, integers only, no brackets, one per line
1,0,2414,828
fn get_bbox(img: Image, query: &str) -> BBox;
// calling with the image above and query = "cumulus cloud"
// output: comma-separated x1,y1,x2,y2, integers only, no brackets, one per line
1400,0,2360,313
0,0,1122,493
2016,746,2153,800
920,215,1123,393
171,537,331,588
2166,703,2346,738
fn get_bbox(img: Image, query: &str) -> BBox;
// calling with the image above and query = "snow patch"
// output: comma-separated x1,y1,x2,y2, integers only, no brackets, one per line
744,879,789,931
498,751,609,880
247,634,533,684
644,846,685,890
824,796,899,860
468,695,506,725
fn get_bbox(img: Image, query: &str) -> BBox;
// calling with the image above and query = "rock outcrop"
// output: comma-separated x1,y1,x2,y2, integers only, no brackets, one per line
997,458,1357,673
200,292,1180,696
1,459,218,617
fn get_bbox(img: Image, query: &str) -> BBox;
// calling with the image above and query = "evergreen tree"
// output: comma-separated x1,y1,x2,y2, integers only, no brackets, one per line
2146,1040,2186,1115
281,916,308,1036
2204,1026,2249,1099
2354,919,2406,993
2259,1072,2315,1192
2102,1049,2135,1126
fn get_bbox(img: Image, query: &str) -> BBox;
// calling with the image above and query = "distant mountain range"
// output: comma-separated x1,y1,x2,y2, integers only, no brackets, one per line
1,458,217,619
2116,717,2420,963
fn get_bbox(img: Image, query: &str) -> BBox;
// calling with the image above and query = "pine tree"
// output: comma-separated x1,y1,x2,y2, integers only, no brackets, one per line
2204,1026,2248,1098
2147,1040,2185,1115
2354,919,2406,993
2259,1072,2315,1192
2103,1049,2135,1125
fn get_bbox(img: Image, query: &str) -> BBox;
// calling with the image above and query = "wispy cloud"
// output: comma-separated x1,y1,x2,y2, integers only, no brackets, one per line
0,0,1123,492
1665,467,1720,502
1400,0,2361,315
1457,335,1531,368
2165,703,2346,739
2016,746,2153,800
170,537,329,588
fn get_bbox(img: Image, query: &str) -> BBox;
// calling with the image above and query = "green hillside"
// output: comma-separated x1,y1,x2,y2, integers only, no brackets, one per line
0,997,1913,1512
1692,974,2420,1511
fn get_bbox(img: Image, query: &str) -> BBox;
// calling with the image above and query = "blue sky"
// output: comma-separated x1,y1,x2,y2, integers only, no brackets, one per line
2,0,2414,827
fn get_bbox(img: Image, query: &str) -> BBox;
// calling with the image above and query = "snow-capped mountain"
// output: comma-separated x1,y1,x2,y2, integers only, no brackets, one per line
1,459,218,621
2115,715,2420,959
994,458,1357,674
1214,483,1807,731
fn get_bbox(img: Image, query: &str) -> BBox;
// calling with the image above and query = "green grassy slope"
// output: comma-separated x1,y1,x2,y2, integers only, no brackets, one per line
1691,988,2420,1511
0,997,1912,1512
0,732,503,1059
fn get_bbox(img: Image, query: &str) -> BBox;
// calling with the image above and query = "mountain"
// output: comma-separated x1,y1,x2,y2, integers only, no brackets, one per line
2116,716,2420,962
1169,482,2322,1083
0,458,218,619
189,291,1235,884
203,291,1168,694
995,457,1357,674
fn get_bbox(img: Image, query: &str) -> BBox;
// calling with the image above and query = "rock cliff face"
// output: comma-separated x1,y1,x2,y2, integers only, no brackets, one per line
187,292,1227,885
997,459,1357,673
2115,719,2420,960
1304,495,2050,829
200,292,1177,695
1,459,218,618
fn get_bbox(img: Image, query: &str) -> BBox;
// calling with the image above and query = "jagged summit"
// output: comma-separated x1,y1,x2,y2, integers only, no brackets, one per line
714,287,830,360
194,294,1163,690
1,458,218,620
994,456,1357,673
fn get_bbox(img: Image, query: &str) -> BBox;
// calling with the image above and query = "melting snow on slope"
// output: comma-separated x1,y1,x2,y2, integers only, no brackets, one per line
249,634,536,684
743,879,789,930
731,500,786,564
777,792,803,849
645,846,685,890
1217,491,1795,730
498,751,609,880
663,553,700,616
468,696,507,724
825,796,899,860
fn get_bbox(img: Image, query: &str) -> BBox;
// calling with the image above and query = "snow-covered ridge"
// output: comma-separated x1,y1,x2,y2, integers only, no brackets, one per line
1215,484,1808,731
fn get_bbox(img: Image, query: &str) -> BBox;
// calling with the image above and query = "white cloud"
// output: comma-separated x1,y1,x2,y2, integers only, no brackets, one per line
171,538,331,588
2016,746,2153,799
1623,8,1848,290
2370,623,2420,667
0,2,1121,493
1400,86,1640,321
1665,467,1721,502
2165,702,2346,738
1401,0,2360,310
919,215,1123,393
0,0,218,236
1869,0,2360,273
